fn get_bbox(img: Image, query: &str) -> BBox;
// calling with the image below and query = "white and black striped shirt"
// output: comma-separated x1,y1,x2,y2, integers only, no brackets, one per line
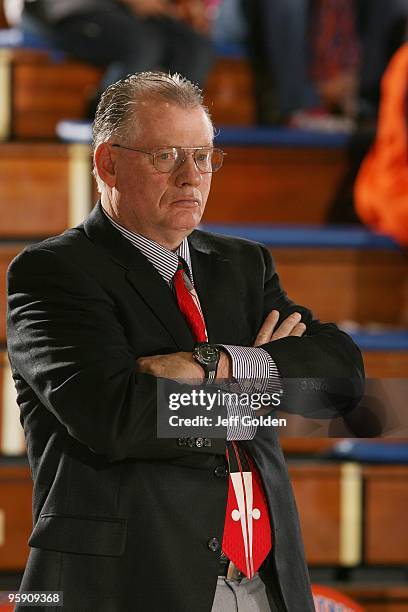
104,210,281,440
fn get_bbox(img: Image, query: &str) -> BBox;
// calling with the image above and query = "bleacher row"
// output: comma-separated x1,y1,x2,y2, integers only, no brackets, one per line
0,461,407,601
0,10,407,611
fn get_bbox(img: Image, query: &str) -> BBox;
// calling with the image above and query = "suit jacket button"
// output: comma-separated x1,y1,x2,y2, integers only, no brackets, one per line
177,437,187,447
207,537,219,552
195,437,204,448
214,466,228,478
187,437,195,448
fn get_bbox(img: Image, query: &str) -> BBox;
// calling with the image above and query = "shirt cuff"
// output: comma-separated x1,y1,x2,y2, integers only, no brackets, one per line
218,346,282,441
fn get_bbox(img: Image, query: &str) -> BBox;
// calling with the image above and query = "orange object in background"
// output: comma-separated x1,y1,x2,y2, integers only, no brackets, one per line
312,584,364,611
354,43,408,247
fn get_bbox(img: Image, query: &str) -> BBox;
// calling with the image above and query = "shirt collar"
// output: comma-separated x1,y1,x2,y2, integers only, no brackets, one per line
102,208,193,286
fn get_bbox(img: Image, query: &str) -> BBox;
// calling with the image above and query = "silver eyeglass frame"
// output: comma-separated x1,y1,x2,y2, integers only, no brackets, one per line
111,144,226,173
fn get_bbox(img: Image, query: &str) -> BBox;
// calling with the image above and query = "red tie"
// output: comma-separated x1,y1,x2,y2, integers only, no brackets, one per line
173,259,207,342
222,442,272,578
172,257,272,578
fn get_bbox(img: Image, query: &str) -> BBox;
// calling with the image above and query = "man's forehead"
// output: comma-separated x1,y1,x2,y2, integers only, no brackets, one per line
128,100,213,144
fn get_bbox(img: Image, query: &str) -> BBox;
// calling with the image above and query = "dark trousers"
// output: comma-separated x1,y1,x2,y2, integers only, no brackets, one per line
241,0,318,122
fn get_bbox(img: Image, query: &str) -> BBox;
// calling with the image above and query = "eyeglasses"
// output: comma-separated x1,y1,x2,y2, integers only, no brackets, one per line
111,144,226,173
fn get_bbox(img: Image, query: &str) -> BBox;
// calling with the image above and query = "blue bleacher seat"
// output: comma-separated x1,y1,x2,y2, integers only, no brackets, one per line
215,126,350,148
56,120,93,144
349,331,408,351
0,26,64,59
200,224,399,250
331,439,408,463
199,223,407,355
213,41,246,59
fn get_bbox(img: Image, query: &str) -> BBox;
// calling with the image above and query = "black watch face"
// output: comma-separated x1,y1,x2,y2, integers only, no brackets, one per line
196,344,219,364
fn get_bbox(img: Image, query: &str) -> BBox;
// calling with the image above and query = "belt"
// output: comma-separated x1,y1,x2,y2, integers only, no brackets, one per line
218,553,245,581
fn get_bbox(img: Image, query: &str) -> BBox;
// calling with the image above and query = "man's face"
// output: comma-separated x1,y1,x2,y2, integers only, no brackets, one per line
103,101,214,248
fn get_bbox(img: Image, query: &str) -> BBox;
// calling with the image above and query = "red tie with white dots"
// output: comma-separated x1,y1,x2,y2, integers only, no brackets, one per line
173,257,272,577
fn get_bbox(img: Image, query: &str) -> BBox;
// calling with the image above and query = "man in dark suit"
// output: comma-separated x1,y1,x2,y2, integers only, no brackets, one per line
7,71,364,611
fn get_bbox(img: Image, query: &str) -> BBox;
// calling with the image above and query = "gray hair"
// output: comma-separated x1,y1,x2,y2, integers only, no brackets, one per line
93,71,213,149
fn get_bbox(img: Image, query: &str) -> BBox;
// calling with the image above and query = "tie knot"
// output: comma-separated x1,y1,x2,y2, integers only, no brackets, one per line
177,256,187,272
177,257,193,289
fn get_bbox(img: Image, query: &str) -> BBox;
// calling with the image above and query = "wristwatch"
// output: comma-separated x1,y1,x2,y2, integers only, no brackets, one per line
193,342,220,385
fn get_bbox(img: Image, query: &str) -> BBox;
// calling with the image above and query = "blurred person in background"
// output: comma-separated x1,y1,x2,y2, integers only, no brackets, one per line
14,0,220,117
239,0,408,131
354,41,408,248
241,0,359,130
354,34,408,329
309,0,360,128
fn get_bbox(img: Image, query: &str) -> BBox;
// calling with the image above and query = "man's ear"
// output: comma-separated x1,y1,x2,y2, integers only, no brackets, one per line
94,142,117,188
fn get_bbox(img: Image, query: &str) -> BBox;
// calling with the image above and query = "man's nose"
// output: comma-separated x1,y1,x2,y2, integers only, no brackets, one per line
174,152,202,186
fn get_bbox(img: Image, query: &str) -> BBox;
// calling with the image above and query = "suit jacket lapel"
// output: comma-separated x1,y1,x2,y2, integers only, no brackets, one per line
82,203,194,349
188,231,240,344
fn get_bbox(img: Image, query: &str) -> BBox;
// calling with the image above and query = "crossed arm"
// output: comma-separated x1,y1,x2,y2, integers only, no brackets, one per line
7,244,364,461
136,310,306,380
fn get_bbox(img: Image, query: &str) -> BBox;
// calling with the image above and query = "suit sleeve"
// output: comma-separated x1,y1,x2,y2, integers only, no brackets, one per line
7,246,197,462
257,245,365,418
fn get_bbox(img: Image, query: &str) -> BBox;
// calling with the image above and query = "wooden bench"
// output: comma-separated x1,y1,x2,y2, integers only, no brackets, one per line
364,466,408,565
206,144,348,224
0,46,101,140
290,463,408,568
2,142,404,379
289,463,362,566
364,350,408,378
0,139,351,232
202,224,406,327
281,439,337,455
1,238,406,335
0,142,92,238
0,460,407,577
273,246,406,326
0,41,253,141
204,56,254,126
0,462,359,569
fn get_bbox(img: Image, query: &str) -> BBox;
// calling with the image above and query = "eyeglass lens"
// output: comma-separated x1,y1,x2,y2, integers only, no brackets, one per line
153,148,223,173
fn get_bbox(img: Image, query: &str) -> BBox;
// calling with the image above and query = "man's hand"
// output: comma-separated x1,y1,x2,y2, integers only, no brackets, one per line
254,311,306,346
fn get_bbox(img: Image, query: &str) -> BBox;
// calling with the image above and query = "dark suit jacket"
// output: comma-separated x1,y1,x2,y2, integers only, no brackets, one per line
7,203,364,612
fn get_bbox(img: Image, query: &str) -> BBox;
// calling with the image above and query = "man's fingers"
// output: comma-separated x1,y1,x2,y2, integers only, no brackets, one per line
254,311,306,345
253,310,279,346
270,312,302,340
288,322,306,337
